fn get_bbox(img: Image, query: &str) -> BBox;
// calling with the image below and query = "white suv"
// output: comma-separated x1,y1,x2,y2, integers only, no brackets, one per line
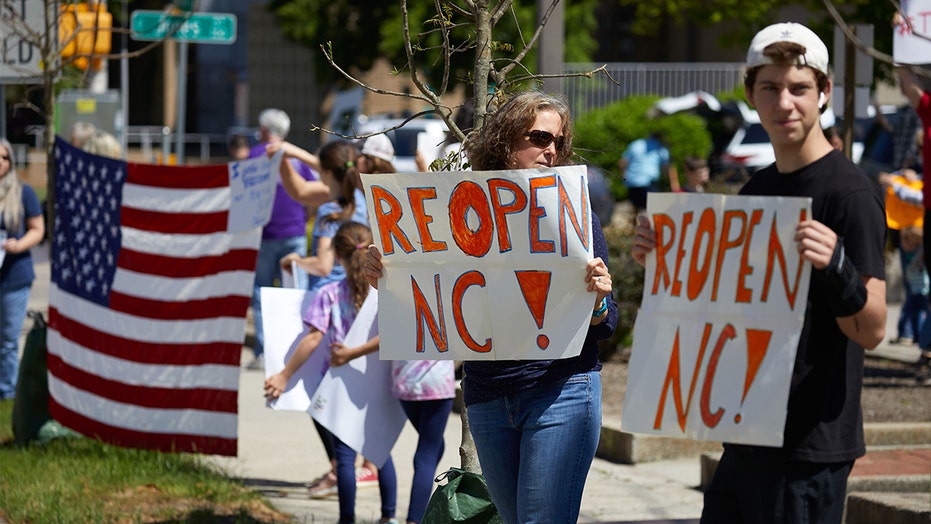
355,116,450,173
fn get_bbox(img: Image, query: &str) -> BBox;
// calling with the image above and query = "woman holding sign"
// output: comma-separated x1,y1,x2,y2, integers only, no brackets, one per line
364,91,618,524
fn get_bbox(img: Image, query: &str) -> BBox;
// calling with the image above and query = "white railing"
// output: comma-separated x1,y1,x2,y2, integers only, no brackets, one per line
16,125,228,164
562,62,745,116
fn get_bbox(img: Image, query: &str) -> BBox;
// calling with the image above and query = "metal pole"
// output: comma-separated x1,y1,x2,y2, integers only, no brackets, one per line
536,0,565,95
120,0,129,158
1,85,6,138
175,40,189,164
843,28,855,161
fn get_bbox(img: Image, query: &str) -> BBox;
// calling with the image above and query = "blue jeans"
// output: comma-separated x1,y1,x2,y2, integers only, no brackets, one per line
467,371,601,524
898,292,928,341
401,398,454,523
250,236,306,357
0,283,31,399
334,436,397,524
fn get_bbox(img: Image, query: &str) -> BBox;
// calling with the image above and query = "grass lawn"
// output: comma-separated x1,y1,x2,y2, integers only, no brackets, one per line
0,399,292,523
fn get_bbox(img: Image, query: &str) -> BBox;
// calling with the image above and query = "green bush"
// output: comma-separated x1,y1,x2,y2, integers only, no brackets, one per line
574,95,713,201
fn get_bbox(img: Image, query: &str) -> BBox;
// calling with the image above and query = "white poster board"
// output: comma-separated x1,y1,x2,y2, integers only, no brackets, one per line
261,287,323,411
621,193,812,447
361,165,596,361
310,290,407,469
893,0,931,65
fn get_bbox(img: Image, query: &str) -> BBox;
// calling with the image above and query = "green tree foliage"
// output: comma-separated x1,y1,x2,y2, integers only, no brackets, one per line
618,0,901,83
270,0,598,89
574,95,712,200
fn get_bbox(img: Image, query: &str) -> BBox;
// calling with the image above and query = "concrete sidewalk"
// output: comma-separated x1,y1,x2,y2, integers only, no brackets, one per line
18,243,930,523
205,352,708,524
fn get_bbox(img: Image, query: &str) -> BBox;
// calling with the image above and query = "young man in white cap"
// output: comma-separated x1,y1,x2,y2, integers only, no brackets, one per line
632,22,887,522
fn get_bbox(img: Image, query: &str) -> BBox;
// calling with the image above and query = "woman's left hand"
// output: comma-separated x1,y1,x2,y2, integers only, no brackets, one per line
586,257,612,306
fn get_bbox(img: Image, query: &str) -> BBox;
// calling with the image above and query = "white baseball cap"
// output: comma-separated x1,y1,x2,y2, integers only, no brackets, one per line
746,22,829,75
361,134,395,163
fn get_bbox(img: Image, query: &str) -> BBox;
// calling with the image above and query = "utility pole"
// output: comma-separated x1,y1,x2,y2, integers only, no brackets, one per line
537,0,564,95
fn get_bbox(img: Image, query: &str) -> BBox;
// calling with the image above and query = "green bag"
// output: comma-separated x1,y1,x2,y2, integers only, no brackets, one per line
12,312,51,447
422,468,503,524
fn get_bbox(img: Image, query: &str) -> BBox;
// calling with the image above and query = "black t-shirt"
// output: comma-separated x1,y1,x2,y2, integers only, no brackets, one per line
738,149,886,462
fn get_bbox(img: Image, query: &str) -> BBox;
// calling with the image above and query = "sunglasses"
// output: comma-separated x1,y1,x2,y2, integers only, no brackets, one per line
524,130,565,152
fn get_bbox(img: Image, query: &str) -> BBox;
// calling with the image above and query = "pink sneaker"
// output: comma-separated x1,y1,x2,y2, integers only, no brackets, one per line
355,466,379,488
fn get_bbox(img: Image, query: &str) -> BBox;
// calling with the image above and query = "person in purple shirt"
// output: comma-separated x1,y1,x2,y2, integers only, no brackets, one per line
247,109,328,370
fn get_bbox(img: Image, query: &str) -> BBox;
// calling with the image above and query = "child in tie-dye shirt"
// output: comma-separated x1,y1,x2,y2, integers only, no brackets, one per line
264,222,398,524
390,360,456,524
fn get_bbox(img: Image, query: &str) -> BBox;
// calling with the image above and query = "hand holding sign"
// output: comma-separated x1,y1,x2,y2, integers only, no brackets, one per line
361,165,597,361
622,193,812,447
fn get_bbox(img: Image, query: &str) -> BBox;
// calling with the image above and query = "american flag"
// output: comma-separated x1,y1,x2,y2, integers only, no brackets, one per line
47,137,277,456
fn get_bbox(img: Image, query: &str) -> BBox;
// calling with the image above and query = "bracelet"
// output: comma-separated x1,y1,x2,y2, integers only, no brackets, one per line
592,297,608,317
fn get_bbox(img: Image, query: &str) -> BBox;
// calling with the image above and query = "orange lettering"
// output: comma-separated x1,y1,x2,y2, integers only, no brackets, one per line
737,209,763,303
449,181,493,257
700,323,735,428
653,324,713,431
687,208,716,300
370,185,415,256
557,175,590,256
411,275,447,353
761,209,807,309
671,211,693,297
528,175,557,253
712,210,747,302
452,270,491,353
409,187,447,253
651,213,676,295
487,178,527,253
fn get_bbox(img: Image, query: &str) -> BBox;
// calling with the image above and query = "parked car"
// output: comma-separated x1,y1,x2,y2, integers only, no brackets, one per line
355,115,450,173
651,92,873,181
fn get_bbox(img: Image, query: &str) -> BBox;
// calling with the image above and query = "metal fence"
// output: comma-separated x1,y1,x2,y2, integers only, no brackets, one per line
562,62,746,117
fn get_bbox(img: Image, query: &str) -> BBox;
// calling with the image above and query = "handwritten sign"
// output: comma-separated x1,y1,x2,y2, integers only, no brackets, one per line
621,193,812,447
228,150,279,233
361,165,595,361
894,0,931,65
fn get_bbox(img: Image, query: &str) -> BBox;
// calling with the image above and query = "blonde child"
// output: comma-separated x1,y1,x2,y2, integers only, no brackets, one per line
264,222,397,524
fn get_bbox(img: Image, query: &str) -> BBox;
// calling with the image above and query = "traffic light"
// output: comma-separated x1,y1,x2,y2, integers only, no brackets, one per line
60,2,112,71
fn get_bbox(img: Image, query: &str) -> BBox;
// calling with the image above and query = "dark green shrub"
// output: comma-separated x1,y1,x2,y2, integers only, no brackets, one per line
574,95,713,201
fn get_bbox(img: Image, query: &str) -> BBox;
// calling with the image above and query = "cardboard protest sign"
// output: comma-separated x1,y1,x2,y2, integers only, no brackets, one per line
261,287,324,411
893,0,931,65
310,290,407,469
621,193,812,447
361,165,595,361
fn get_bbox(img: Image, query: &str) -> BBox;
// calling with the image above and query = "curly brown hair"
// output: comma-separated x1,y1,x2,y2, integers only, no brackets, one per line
332,221,374,311
463,92,574,171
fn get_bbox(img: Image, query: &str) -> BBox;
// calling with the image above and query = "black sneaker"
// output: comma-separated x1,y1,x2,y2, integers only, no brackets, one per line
915,353,931,386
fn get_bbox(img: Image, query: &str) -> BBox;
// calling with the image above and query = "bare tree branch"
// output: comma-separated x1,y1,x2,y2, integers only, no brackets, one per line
310,109,441,139
822,0,931,78
497,0,559,79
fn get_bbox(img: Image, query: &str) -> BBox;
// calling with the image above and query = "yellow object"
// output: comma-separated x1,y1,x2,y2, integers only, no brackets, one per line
885,176,924,230
59,2,112,70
